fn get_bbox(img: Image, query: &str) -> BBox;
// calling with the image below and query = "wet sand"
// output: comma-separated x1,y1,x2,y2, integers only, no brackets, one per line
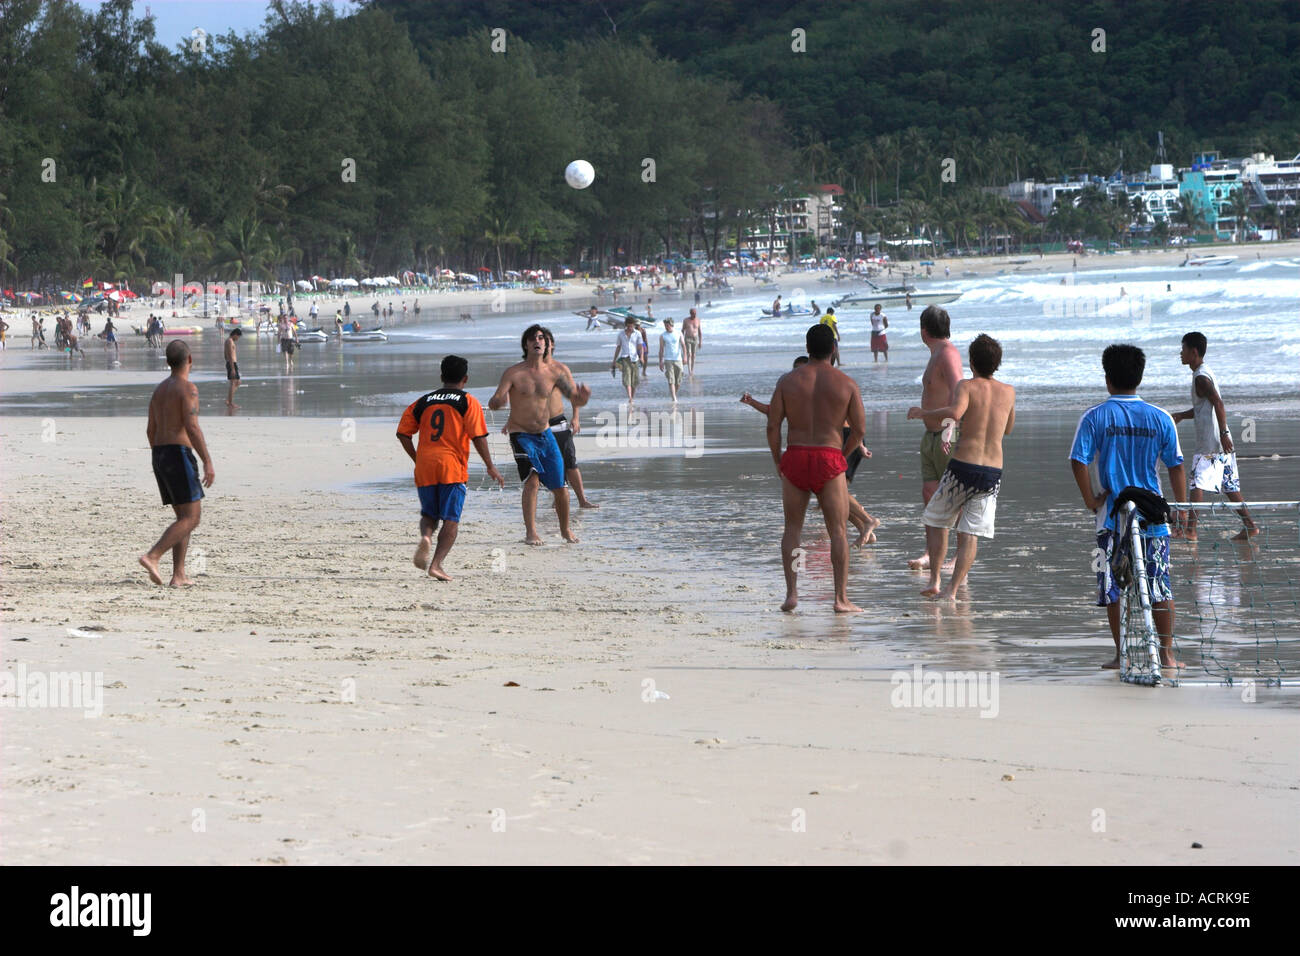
2,410,1297,863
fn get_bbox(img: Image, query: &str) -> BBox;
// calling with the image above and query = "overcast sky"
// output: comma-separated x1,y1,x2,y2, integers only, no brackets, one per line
76,0,361,49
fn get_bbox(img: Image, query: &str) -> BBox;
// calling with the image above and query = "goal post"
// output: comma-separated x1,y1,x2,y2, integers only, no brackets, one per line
1120,500,1300,687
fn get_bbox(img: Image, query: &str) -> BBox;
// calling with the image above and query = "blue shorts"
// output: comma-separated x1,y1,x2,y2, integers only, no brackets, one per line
152,444,204,506
418,482,466,523
1095,530,1172,607
509,431,565,491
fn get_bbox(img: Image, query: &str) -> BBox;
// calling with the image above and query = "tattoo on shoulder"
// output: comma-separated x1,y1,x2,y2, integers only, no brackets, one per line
556,375,575,398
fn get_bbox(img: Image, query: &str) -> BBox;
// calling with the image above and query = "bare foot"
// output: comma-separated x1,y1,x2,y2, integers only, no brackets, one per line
781,594,798,612
907,554,930,571
1181,534,1198,542
428,563,452,582
138,554,163,585
413,539,431,570
169,576,194,588
921,586,942,598
858,516,881,548
833,599,865,613
562,530,580,543
1101,656,1120,670
1160,656,1184,671
849,514,867,546
579,499,600,509
525,534,544,546
1232,527,1260,541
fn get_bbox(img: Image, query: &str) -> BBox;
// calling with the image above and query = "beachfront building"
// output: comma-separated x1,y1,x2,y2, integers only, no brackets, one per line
743,185,843,257
1107,164,1181,228
1240,152,1300,237
1177,152,1246,240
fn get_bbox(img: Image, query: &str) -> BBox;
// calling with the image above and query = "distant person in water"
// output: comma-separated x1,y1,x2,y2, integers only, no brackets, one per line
766,326,866,613
224,328,242,408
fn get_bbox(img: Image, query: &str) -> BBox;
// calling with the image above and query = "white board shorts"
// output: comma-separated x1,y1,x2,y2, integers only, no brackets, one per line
1190,452,1241,494
921,459,1003,539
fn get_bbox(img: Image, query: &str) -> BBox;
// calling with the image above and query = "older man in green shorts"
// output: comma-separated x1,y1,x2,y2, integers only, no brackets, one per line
908,306,964,571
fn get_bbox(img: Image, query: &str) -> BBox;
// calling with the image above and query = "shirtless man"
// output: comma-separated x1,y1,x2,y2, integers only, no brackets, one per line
907,306,964,570
224,328,242,408
543,329,598,509
490,324,591,544
767,325,866,613
744,355,879,548
681,308,701,376
138,340,215,587
907,334,1015,599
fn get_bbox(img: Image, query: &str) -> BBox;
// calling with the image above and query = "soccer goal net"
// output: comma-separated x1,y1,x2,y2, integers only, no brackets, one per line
1120,500,1300,687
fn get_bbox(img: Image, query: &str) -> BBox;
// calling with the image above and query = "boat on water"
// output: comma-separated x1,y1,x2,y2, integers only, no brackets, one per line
297,327,329,343
1184,255,1236,267
656,287,682,297
340,327,388,342
532,285,563,295
833,290,962,310
601,307,656,328
759,307,815,319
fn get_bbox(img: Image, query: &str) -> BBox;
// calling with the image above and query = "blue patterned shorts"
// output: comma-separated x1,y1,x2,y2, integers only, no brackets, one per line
1095,530,1171,607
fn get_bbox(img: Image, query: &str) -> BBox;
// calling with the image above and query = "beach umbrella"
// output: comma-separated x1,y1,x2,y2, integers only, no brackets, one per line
294,280,312,290
341,278,358,287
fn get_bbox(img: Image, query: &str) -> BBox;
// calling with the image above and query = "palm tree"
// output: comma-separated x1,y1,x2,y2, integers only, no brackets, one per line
0,190,14,281
90,176,163,283
875,134,901,203
210,213,275,286
1227,188,1253,240
854,140,880,207
1171,198,1210,240
483,215,521,281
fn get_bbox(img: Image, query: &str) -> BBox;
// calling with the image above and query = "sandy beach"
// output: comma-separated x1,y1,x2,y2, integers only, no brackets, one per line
12,237,1300,335
2,413,1296,865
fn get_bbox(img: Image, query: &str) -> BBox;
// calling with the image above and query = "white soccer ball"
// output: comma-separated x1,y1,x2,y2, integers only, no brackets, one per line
565,160,595,190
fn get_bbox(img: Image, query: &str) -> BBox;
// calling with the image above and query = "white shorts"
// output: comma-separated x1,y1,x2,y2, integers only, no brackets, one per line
1190,453,1241,494
921,459,1002,539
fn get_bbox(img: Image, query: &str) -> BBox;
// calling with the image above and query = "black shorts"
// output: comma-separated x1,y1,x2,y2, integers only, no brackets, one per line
152,445,204,506
226,361,240,381
842,426,865,483
280,338,295,355
549,414,578,470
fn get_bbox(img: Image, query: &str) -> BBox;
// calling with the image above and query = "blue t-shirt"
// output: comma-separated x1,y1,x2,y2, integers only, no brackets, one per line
1069,394,1183,535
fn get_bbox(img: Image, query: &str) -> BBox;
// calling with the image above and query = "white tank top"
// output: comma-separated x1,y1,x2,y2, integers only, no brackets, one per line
1192,365,1222,456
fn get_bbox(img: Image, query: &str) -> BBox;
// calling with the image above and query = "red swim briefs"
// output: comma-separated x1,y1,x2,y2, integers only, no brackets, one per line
780,445,848,494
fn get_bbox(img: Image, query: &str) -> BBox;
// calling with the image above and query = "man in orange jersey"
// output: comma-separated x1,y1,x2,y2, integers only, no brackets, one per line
397,355,505,581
